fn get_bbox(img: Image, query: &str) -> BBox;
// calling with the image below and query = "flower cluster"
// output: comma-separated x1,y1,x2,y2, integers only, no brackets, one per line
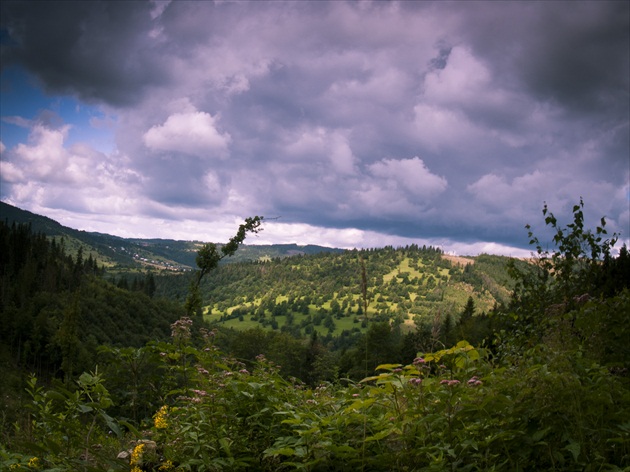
8,457,41,470
170,317,193,342
467,376,483,387
413,357,426,365
153,405,169,429
199,327,216,341
158,459,175,471
409,378,423,386
130,443,145,471
440,379,461,387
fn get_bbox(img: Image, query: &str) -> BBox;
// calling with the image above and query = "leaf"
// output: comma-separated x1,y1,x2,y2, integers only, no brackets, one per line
531,427,551,443
101,411,122,437
219,437,232,457
375,363,402,371
119,419,141,437
77,403,94,413
264,446,295,457
361,373,390,383
345,397,376,412
565,441,580,462
365,428,394,442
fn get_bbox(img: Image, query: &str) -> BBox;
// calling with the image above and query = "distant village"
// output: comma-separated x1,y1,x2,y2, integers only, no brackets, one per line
110,245,191,271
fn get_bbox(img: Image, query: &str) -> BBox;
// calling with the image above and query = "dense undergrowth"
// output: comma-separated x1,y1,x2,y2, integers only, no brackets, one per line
2,200,629,470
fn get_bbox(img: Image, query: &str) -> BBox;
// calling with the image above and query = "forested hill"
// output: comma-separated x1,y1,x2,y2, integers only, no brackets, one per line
0,202,343,271
155,244,521,348
0,220,186,383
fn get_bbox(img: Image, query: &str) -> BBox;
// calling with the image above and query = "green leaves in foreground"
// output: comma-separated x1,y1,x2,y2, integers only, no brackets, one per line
3,327,629,471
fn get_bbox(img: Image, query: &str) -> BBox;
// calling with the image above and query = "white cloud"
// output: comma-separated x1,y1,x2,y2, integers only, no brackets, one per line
12,124,73,182
286,127,357,175
424,46,495,107
368,157,447,198
143,110,231,158
2,119,143,215
413,103,485,152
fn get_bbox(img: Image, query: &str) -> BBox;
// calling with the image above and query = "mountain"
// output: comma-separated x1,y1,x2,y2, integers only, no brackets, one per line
0,202,343,272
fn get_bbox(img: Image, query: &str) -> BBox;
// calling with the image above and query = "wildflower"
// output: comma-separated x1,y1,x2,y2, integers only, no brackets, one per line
467,376,482,387
413,357,426,365
393,368,402,373
159,460,175,471
409,378,422,386
352,393,360,397
154,405,169,429
239,368,249,374
27,457,40,469
440,379,460,386
200,327,217,340
171,317,193,341
130,443,145,466
191,389,208,396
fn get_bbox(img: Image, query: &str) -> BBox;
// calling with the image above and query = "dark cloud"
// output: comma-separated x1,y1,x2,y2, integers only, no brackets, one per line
1,1,169,105
455,1,629,116
0,1,627,253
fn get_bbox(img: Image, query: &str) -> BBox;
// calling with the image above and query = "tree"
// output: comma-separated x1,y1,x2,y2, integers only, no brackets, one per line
185,216,264,316
499,198,621,356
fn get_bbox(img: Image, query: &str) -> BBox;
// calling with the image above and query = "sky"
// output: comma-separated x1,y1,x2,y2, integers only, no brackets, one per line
1,1,628,257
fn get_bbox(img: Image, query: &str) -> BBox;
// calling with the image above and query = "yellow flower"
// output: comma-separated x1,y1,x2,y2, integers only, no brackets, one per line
153,405,169,429
27,457,40,469
158,459,175,471
130,443,145,466
130,466,143,472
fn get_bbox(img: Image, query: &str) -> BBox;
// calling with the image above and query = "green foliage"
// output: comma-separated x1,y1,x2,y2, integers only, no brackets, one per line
1,370,126,471
498,199,628,364
3,313,629,471
3,200,629,470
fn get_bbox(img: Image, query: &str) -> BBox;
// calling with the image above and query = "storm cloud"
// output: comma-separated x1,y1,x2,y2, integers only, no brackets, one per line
1,1,628,254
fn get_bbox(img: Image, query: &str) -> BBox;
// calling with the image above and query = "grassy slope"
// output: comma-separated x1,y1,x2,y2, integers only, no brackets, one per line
198,252,512,337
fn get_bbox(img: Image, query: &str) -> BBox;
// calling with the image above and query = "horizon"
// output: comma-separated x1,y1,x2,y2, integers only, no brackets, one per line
0,200,567,259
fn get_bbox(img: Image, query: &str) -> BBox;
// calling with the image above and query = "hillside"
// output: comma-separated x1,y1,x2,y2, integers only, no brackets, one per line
155,245,520,344
1,203,519,344
0,202,342,272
